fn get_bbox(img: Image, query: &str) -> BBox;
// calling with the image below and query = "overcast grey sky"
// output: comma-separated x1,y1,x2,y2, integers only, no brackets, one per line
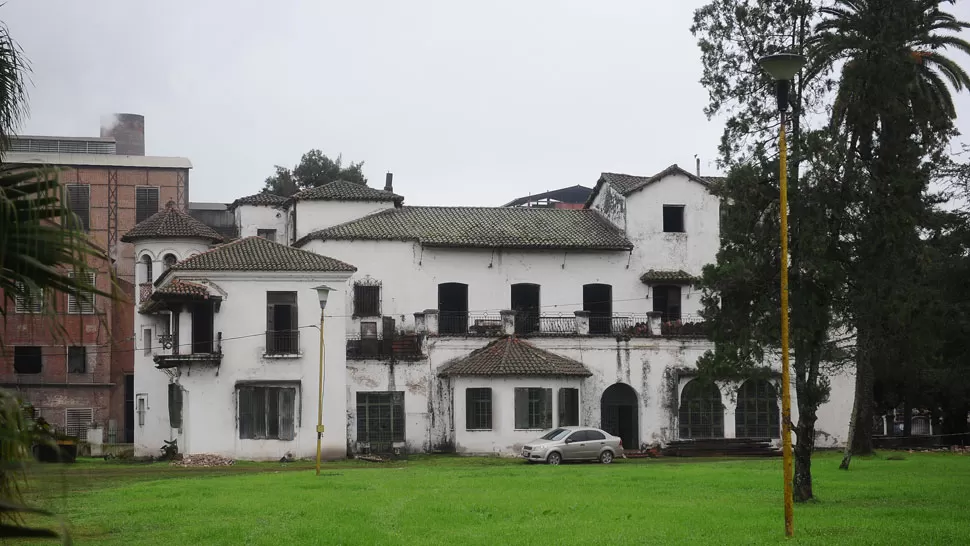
6,1,970,206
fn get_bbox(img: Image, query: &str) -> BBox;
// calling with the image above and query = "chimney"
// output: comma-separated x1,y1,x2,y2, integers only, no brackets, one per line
100,113,145,156
695,155,701,176
384,172,394,192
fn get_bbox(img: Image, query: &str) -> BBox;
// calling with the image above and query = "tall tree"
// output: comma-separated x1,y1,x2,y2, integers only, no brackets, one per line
693,0,846,501
262,150,367,197
808,0,970,464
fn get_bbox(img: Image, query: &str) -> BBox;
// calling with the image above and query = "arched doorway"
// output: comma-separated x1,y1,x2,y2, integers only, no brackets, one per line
601,383,639,450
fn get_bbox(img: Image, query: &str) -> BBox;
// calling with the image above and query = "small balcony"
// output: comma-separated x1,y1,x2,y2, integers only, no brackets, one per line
265,330,301,357
153,332,223,369
346,334,424,361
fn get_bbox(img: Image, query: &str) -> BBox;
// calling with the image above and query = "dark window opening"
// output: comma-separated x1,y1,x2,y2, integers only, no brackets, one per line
354,284,381,317
356,391,405,450
558,388,580,426
266,292,299,354
191,302,215,354
168,383,183,429
511,283,540,335
583,283,612,334
68,346,87,374
163,254,177,271
14,346,42,374
66,184,90,231
466,388,492,430
663,205,685,233
438,282,469,335
735,379,780,438
601,382,639,449
652,285,682,323
678,378,724,439
136,187,160,224
238,384,297,440
257,229,277,242
514,387,552,429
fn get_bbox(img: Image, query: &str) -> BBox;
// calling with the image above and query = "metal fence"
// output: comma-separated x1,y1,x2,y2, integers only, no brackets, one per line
265,330,300,355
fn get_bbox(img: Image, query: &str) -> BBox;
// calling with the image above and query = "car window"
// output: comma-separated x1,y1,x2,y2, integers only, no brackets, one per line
541,428,570,440
568,430,589,442
586,430,606,440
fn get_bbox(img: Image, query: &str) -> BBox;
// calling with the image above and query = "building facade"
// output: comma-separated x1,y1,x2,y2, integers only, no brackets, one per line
133,167,854,460
0,114,191,443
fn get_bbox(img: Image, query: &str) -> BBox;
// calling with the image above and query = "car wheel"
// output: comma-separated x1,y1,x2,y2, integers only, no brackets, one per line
547,452,562,465
599,450,614,464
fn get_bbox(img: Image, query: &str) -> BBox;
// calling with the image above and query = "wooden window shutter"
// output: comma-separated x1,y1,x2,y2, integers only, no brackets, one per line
279,388,296,440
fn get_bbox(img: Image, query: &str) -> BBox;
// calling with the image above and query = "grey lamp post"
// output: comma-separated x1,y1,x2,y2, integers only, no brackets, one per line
313,285,332,476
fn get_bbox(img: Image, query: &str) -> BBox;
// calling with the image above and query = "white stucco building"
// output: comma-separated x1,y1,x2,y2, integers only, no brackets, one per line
130,169,853,460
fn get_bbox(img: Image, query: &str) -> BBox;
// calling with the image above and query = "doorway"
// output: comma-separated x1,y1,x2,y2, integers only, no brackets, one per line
191,302,214,354
601,383,639,450
511,283,540,334
438,283,469,334
583,283,612,335
124,374,134,443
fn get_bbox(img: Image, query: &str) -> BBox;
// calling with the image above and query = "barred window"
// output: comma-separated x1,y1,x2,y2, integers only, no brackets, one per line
354,284,380,317
356,391,405,444
68,346,87,374
678,378,724,439
558,388,579,426
514,388,552,429
68,271,96,314
466,388,492,430
238,384,298,440
735,379,780,438
14,283,43,314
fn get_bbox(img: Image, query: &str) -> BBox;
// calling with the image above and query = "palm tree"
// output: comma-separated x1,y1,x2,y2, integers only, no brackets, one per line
809,0,970,156
0,14,108,544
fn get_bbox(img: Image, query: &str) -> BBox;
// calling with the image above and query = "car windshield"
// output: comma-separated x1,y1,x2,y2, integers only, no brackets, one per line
540,428,571,441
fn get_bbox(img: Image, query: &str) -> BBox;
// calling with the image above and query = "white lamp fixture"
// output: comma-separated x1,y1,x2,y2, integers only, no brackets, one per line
314,285,332,311
758,53,806,113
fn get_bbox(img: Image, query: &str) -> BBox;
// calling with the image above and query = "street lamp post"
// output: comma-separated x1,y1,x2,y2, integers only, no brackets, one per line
758,52,806,539
313,285,332,476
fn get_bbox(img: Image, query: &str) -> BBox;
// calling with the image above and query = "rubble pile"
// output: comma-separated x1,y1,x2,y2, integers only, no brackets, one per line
171,454,235,467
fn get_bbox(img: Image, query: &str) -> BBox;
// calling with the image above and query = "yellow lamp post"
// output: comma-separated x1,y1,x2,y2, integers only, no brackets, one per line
313,284,332,476
758,51,806,538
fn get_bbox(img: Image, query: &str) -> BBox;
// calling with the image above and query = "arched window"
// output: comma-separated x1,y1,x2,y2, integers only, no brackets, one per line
735,379,780,438
678,378,724,439
140,255,153,284
163,254,177,272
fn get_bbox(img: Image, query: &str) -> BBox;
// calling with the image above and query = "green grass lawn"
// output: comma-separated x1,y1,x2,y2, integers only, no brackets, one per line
14,451,970,545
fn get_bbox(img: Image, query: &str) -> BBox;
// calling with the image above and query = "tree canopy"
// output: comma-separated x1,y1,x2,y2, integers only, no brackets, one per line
262,150,367,197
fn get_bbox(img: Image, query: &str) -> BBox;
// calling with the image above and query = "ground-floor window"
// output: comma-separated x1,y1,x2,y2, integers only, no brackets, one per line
238,383,298,440
558,388,579,426
466,388,492,430
678,378,724,439
514,387,552,429
356,391,405,446
65,408,93,439
735,379,780,438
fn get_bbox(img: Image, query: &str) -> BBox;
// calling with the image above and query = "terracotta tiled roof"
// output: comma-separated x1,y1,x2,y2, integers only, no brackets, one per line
155,279,211,298
438,337,592,377
169,236,356,273
585,164,714,207
121,201,225,243
291,180,403,203
640,269,697,283
296,206,633,250
228,193,288,210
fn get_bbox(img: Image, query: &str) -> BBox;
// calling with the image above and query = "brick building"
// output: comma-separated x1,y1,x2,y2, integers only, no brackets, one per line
0,114,191,443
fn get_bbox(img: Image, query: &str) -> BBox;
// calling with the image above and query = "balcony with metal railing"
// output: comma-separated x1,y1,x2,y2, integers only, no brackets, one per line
139,283,153,303
346,334,424,361
264,330,301,357
153,332,223,369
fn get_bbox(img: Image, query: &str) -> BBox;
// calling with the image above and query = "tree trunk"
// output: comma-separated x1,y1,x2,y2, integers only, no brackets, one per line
839,382,858,469
849,327,875,455
793,411,816,502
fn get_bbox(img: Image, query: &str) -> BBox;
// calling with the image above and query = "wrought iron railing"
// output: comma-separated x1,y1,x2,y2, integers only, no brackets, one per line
139,283,153,303
346,335,423,360
538,315,575,335
265,330,300,355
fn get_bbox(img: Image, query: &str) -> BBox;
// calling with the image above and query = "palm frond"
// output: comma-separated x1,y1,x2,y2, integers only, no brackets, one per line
0,17,28,156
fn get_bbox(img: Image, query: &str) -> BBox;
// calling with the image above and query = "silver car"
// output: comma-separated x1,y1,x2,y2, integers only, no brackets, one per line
521,426,622,465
